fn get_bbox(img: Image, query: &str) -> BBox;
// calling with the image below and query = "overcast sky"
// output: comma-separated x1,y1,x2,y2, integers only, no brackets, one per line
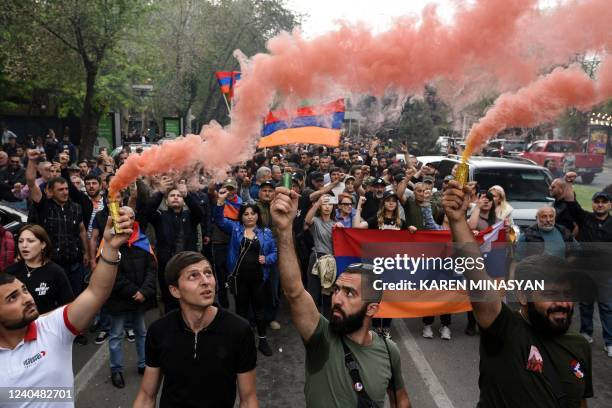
285,0,455,38
284,0,559,38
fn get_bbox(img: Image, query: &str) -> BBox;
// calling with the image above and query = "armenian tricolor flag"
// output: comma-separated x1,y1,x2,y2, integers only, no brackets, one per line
332,223,506,318
215,71,241,100
258,99,345,148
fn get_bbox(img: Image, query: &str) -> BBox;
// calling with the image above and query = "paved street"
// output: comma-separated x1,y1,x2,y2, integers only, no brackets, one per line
73,302,612,407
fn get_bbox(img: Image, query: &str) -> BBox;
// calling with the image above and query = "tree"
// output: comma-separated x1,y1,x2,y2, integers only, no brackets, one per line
396,86,452,153
3,0,150,158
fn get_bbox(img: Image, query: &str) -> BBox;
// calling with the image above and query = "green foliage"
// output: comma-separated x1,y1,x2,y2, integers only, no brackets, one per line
397,86,453,153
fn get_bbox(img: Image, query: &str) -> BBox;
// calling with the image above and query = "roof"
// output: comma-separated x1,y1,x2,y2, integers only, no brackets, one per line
417,155,543,171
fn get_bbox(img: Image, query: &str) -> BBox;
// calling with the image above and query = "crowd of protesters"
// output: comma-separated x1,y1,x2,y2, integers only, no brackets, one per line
0,124,611,407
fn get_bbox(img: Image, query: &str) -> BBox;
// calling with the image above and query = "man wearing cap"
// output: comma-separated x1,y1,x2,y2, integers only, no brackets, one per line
574,191,612,356
360,177,387,220
270,188,411,407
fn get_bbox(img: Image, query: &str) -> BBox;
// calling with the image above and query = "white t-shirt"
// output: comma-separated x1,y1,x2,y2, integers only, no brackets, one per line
0,305,78,407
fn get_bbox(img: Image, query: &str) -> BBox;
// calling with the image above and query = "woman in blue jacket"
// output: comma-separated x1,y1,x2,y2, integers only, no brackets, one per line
214,188,278,356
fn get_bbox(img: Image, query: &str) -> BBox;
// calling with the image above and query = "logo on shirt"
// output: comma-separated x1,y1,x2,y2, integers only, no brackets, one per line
570,359,584,379
23,350,47,368
35,282,49,296
526,345,544,373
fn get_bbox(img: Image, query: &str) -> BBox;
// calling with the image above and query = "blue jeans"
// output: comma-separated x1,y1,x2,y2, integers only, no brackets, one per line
580,302,612,347
108,311,146,373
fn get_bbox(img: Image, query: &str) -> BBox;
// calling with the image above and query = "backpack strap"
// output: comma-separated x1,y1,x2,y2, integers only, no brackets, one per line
340,336,380,408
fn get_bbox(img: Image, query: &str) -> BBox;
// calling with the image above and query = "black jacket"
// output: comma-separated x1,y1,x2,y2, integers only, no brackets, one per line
103,244,157,314
577,213,612,242
144,192,204,264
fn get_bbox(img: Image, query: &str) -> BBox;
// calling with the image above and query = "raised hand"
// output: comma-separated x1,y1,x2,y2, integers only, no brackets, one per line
271,187,299,232
443,180,471,223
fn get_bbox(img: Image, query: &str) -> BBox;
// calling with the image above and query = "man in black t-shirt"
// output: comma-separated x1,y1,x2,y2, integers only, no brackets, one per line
134,251,257,408
443,180,593,408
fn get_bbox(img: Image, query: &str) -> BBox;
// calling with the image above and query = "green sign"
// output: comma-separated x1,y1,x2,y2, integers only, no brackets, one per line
164,118,181,138
95,114,114,155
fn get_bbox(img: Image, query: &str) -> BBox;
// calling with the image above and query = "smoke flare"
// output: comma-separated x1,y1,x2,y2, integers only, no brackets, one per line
110,0,612,194
464,60,611,155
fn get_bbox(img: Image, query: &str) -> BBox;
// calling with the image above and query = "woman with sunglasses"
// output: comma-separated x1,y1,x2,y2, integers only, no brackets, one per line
6,224,74,314
214,189,277,357
334,193,356,228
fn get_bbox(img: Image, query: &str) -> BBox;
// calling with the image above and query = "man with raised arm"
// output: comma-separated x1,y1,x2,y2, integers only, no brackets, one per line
442,180,593,408
0,208,133,408
270,187,410,408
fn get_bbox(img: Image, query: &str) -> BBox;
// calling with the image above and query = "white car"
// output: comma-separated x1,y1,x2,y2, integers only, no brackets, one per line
417,155,553,230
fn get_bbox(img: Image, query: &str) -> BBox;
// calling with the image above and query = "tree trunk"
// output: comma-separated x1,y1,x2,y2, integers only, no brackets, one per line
79,67,102,159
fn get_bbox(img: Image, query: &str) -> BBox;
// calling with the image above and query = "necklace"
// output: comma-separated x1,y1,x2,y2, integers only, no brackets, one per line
25,265,37,278
24,263,41,278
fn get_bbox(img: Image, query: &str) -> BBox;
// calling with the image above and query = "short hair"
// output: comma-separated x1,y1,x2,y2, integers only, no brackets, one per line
255,166,271,181
78,159,88,166
17,224,53,263
165,251,210,288
84,174,101,183
342,263,383,303
47,177,68,190
536,206,555,218
0,273,16,286
239,203,262,227
514,255,571,285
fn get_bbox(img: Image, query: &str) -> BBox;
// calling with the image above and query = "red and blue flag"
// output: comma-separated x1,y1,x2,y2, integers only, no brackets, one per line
258,99,345,148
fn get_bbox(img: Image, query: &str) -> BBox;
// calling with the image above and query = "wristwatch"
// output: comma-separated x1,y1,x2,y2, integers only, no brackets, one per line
99,248,122,266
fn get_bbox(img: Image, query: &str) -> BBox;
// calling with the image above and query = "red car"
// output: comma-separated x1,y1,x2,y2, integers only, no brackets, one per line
520,140,604,184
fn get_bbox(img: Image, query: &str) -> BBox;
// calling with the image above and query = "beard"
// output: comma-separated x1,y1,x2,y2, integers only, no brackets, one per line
1,304,39,330
330,303,368,336
527,302,573,336
538,223,555,232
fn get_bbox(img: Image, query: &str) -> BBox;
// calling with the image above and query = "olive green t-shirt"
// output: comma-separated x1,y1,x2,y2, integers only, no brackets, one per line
478,303,593,408
304,315,404,408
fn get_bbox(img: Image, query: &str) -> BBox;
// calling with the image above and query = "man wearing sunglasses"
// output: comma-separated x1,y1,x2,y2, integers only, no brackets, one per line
271,187,411,408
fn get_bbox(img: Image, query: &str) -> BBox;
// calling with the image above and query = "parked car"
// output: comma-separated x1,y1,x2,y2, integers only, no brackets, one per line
483,139,528,157
0,202,28,235
110,143,155,159
520,140,604,184
418,155,553,230
434,136,463,154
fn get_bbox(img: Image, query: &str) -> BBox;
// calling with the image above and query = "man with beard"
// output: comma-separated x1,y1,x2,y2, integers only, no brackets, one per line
517,206,577,259
270,187,410,408
0,210,132,407
443,180,592,408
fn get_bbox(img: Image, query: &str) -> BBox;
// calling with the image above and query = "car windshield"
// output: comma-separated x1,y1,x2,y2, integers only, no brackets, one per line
504,141,525,151
474,168,552,202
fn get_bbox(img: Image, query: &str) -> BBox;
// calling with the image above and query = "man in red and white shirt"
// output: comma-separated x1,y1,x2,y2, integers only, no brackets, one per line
0,209,133,407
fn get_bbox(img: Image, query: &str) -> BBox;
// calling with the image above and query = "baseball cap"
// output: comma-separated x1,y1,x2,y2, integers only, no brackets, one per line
382,190,398,200
372,177,386,186
422,175,435,184
443,175,455,182
592,191,610,201
260,180,274,189
292,172,304,182
222,178,238,190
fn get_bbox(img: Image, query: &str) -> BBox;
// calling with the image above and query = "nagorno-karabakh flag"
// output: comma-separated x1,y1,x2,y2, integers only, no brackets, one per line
332,223,506,318
258,99,345,148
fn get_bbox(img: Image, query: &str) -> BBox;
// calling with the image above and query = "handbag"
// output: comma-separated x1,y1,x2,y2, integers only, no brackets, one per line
312,253,337,295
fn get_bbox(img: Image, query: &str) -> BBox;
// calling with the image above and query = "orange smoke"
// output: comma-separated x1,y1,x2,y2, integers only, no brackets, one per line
465,60,611,154
110,0,612,193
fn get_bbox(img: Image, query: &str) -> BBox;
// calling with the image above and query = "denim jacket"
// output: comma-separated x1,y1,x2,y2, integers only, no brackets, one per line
213,205,277,280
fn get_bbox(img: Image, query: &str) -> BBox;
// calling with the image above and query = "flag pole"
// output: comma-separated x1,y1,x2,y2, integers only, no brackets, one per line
222,94,231,115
